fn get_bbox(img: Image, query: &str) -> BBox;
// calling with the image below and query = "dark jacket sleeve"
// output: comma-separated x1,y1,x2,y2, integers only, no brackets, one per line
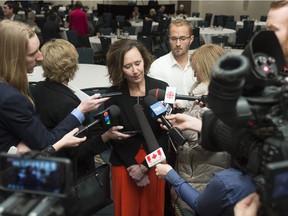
0,93,80,150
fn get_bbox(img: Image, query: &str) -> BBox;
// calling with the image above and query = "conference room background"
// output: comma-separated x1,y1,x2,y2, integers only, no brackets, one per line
0,1,271,22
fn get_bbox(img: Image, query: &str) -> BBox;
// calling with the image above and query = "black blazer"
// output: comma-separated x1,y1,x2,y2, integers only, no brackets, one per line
32,80,110,177
0,82,79,152
105,76,169,168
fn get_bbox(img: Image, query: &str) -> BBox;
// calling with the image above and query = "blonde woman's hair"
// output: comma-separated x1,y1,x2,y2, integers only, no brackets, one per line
190,44,225,87
0,20,35,101
41,39,79,83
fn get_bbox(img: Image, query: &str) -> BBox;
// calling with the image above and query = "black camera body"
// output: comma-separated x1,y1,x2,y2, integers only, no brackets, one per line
200,30,288,215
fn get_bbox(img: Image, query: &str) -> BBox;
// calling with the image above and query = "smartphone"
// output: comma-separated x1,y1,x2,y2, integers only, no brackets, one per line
121,130,142,135
100,92,122,98
0,153,72,198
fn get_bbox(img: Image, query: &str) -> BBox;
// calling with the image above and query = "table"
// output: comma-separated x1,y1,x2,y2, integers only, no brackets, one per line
28,64,111,89
89,35,138,52
130,21,158,35
189,48,243,55
236,21,266,30
199,27,236,44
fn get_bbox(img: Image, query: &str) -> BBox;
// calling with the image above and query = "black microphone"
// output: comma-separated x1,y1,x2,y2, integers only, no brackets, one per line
144,95,187,146
148,88,208,103
133,103,166,167
75,105,120,137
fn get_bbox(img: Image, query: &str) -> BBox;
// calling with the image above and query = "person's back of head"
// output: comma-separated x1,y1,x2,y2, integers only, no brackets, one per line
150,8,156,16
48,11,57,22
41,39,78,83
190,44,225,88
27,11,36,21
75,1,82,9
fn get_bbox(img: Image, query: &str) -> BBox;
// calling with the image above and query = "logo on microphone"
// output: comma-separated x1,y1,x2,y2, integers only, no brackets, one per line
150,101,167,116
145,147,166,167
164,87,176,104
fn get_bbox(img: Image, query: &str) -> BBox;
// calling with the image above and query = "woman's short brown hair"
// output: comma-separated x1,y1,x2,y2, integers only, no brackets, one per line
106,39,153,86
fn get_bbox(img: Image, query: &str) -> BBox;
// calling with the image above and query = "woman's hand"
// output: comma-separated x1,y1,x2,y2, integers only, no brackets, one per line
155,163,172,178
234,192,260,216
127,164,146,181
159,113,202,132
53,128,87,151
77,93,109,114
101,126,134,142
136,174,150,187
16,142,31,155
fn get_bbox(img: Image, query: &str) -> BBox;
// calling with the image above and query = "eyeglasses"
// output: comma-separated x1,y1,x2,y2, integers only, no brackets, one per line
169,36,191,42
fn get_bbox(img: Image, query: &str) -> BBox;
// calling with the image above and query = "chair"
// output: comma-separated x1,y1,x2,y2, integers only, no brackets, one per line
115,15,126,22
78,36,92,48
191,12,200,17
197,20,209,28
102,12,113,27
77,47,94,64
226,16,235,22
190,27,200,49
240,15,249,21
204,13,213,27
243,20,255,40
214,15,224,27
211,35,229,46
99,27,113,35
151,19,167,45
66,30,80,47
123,26,136,35
260,15,267,22
225,21,237,30
137,35,153,53
234,28,250,48
100,37,112,63
138,20,152,36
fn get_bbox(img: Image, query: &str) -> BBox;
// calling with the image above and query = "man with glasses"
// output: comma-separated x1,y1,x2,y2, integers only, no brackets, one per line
149,18,196,109
148,18,196,216
3,1,24,22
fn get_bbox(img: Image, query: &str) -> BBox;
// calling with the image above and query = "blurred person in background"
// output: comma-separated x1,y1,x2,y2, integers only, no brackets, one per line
69,0,89,37
3,0,24,22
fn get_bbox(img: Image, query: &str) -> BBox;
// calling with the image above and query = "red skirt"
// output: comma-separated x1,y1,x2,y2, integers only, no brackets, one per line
111,147,165,216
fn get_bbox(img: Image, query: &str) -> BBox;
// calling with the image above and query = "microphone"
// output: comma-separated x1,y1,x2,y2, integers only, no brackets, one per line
148,88,208,103
133,103,166,167
75,105,120,137
144,95,187,146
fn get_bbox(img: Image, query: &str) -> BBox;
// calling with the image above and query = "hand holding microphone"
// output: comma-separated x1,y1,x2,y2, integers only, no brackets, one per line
164,113,202,133
148,88,208,105
144,95,187,146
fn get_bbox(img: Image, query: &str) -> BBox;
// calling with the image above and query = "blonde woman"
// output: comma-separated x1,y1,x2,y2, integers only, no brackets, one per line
170,44,232,215
0,20,107,153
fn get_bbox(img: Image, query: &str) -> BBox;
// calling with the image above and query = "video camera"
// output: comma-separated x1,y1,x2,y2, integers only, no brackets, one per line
200,30,288,215
0,152,72,216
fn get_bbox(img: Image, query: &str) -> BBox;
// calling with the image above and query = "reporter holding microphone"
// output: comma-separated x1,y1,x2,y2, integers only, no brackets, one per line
158,45,231,215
